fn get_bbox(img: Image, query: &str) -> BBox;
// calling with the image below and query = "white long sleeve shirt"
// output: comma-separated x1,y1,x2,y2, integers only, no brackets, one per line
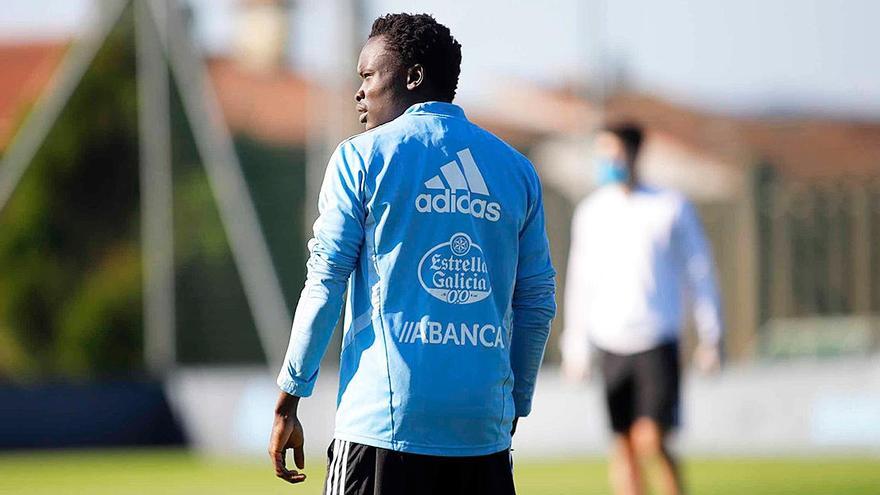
561,185,722,367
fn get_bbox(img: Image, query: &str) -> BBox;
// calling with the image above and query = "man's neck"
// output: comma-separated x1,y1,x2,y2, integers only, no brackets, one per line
621,180,639,195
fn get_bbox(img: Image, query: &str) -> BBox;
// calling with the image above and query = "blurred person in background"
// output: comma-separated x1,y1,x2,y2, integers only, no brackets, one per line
268,12,556,495
560,123,723,495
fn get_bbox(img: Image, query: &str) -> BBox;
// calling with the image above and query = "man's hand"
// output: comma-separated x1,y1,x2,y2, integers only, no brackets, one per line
511,417,520,436
269,392,306,484
694,343,722,374
561,355,592,383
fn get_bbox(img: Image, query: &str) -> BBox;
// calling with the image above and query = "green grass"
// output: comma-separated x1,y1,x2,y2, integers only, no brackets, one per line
0,449,878,494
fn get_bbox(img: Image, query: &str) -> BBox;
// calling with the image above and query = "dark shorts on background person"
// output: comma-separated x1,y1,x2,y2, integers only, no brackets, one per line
323,439,516,495
599,340,681,433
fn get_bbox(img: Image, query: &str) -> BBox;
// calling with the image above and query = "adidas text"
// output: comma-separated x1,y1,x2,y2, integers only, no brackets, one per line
415,190,502,222
416,148,502,222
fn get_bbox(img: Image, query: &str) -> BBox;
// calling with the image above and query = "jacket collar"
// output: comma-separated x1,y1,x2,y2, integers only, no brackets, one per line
403,101,466,119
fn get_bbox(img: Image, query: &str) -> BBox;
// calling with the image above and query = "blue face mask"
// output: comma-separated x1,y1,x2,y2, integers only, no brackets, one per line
595,157,630,186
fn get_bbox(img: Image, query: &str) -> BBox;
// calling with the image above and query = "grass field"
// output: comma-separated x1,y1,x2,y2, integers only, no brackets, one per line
1,449,879,494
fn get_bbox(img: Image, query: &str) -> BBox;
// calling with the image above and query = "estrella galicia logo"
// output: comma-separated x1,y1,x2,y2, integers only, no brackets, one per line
418,233,492,304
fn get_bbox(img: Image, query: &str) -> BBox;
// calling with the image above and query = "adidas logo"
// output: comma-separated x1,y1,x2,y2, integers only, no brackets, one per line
415,148,502,222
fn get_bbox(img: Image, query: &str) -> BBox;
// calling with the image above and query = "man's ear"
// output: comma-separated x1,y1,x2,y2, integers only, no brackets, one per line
406,64,425,91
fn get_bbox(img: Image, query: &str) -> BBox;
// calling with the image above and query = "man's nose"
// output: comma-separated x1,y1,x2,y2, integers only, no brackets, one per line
355,87,364,102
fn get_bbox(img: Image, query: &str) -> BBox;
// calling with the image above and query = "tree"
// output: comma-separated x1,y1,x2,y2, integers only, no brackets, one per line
0,10,142,378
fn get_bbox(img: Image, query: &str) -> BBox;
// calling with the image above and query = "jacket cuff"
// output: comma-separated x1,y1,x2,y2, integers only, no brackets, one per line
276,373,315,398
514,394,532,417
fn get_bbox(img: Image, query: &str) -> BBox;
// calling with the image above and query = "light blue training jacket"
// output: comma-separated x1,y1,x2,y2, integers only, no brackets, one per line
277,101,556,457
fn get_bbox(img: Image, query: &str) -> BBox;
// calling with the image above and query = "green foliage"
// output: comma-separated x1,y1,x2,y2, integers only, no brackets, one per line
0,7,309,377
0,10,142,378
167,136,308,365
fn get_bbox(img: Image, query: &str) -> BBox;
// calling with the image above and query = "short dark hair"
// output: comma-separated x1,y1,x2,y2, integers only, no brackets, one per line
602,122,644,159
369,13,462,102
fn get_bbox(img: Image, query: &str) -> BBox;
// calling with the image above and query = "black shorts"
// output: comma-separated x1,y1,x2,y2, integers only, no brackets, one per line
322,439,515,495
599,340,681,434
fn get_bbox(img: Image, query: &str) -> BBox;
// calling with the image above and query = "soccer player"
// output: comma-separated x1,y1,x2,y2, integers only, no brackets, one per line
268,13,556,495
560,123,723,495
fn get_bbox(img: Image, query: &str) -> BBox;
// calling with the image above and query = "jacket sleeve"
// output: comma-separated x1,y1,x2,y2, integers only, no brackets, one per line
277,142,366,397
559,201,593,373
674,199,723,347
510,170,557,417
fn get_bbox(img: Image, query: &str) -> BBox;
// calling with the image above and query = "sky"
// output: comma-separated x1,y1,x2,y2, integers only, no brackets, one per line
2,0,879,119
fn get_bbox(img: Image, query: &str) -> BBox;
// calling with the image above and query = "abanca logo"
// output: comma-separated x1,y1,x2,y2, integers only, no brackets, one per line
415,148,502,222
